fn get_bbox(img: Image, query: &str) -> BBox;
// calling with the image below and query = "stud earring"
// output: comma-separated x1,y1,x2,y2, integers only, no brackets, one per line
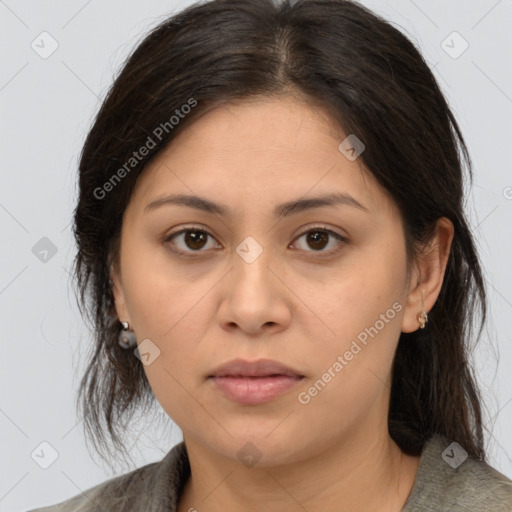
118,321,137,349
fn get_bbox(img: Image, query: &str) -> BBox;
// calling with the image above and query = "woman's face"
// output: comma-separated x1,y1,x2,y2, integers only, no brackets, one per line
112,95,422,465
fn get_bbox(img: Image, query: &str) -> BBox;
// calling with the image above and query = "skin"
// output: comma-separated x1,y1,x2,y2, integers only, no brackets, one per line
111,94,454,512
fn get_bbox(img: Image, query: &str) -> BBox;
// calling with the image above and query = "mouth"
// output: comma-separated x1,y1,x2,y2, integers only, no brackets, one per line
208,358,304,378
207,358,305,405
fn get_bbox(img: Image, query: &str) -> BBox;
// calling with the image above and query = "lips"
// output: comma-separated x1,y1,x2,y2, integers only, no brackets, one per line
208,358,304,378
208,359,305,405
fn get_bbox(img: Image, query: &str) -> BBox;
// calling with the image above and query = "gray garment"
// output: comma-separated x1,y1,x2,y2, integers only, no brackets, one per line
402,434,512,511
26,434,512,511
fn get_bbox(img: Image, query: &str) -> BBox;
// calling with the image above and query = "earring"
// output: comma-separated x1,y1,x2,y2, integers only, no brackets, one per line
416,287,428,329
417,310,428,329
118,321,137,349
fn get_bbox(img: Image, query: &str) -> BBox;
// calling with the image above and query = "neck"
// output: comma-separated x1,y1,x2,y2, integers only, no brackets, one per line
177,427,420,512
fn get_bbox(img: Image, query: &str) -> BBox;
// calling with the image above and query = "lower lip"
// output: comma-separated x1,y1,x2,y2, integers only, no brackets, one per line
209,375,304,405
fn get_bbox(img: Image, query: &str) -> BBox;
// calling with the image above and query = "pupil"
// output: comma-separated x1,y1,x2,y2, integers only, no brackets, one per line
308,231,328,250
185,231,207,250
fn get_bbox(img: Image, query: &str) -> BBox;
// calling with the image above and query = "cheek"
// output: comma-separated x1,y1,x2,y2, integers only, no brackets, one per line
120,234,204,335
296,296,403,433
318,261,404,343
132,290,210,426
309,246,406,384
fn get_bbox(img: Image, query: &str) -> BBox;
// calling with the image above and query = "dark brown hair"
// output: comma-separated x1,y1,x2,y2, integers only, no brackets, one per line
72,0,488,468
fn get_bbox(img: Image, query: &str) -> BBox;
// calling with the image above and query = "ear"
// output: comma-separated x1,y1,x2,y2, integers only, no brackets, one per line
401,217,454,333
110,263,132,326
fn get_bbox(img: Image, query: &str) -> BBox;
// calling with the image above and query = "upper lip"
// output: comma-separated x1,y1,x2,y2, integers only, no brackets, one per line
208,358,304,378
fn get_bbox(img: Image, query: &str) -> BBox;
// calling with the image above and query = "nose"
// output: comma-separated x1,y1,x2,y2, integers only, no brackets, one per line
216,247,292,336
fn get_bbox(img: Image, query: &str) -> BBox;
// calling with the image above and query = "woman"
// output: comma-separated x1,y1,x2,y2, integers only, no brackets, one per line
28,0,512,510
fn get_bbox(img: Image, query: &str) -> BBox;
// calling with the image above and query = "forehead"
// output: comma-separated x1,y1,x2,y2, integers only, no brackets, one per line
127,96,398,220
166,96,346,157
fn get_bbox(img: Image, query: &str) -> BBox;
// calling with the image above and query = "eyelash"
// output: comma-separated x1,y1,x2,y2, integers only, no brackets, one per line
163,225,347,258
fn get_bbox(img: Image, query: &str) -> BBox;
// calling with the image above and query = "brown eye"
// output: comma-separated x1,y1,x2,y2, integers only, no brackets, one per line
165,225,346,258
182,230,209,250
165,228,218,253
305,230,329,250
292,227,346,255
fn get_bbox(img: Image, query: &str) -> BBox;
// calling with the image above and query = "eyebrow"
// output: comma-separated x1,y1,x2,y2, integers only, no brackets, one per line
144,191,369,218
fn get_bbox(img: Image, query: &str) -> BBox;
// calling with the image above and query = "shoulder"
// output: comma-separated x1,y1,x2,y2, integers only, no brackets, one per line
448,456,512,511
25,462,160,512
25,442,189,512
404,434,512,512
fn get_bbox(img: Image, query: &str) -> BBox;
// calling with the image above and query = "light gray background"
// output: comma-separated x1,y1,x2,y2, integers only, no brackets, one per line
1,1,511,511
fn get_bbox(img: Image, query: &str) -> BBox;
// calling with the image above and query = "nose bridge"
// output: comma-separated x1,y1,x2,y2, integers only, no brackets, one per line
232,234,274,294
